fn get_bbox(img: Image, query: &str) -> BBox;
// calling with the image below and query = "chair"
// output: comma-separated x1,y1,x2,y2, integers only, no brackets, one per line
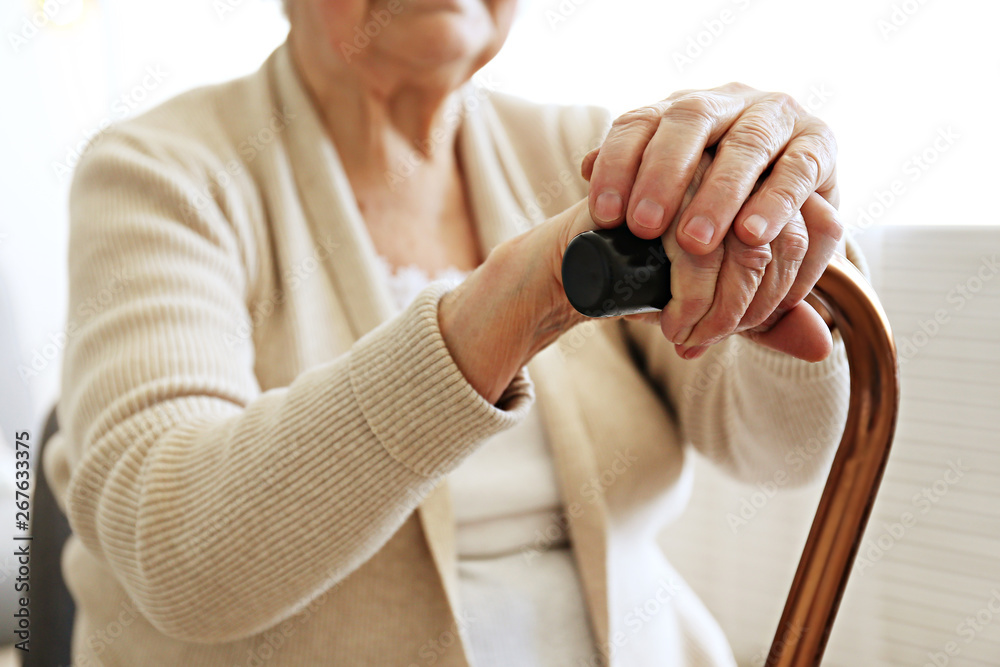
26,406,75,667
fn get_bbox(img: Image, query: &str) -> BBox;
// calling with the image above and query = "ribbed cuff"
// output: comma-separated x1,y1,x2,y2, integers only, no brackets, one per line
349,282,534,477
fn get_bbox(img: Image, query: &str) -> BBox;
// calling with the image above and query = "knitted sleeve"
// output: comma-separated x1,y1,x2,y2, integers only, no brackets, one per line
58,130,532,644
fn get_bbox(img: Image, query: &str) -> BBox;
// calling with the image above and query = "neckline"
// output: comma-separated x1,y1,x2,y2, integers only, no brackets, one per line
373,254,471,281
268,41,531,337
372,254,470,312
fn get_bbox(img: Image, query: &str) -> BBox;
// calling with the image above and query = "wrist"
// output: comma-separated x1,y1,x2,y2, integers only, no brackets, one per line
437,246,535,405
438,204,589,404
499,224,586,359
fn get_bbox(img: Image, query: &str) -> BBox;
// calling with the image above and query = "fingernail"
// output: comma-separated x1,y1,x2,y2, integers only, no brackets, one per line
683,345,708,360
632,199,664,231
684,216,715,246
743,214,768,240
594,192,623,222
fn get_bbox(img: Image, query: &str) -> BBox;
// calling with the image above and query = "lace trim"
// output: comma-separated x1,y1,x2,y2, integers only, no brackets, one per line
373,254,470,312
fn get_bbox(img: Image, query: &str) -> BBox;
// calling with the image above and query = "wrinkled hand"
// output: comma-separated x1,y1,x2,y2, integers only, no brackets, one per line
581,83,844,361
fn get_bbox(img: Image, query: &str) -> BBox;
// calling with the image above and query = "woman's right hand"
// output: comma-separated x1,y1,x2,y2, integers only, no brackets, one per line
438,199,597,405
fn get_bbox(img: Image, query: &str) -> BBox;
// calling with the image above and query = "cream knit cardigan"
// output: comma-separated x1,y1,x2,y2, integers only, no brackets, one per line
44,43,859,666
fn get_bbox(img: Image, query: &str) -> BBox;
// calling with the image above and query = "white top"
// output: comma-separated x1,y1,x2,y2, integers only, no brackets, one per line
375,255,598,666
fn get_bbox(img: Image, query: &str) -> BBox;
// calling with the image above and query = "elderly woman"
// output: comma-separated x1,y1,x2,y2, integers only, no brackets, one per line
44,0,862,665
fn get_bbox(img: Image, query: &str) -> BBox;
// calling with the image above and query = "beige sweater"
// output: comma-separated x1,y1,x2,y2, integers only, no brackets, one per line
44,43,859,666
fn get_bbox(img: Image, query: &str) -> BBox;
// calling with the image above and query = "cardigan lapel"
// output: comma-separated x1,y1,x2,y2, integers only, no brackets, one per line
268,44,397,339
453,82,546,253
528,347,612,653
461,93,612,652
269,45,468,627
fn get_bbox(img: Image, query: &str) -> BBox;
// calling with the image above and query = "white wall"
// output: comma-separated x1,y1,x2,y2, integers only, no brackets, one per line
1,0,289,432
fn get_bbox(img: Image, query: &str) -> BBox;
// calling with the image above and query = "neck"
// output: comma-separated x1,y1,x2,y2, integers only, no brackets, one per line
288,26,472,186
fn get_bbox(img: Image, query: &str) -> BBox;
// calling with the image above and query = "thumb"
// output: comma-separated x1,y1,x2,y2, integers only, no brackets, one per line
581,148,600,182
555,198,604,250
739,301,834,362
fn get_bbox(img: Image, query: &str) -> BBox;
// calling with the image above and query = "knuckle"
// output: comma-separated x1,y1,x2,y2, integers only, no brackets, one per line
776,223,810,262
720,120,780,165
612,104,665,129
704,305,743,335
707,168,752,199
719,81,755,93
765,91,801,114
727,239,772,274
635,152,688,183
667,93,722,127
675,295,715,323
812,121,838,154
678,263,721,295
798,127,835,169
763,181,807,219
672,267,719,316
783,145,825,184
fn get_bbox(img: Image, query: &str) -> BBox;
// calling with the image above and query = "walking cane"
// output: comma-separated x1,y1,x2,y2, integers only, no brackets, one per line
561,227,900,667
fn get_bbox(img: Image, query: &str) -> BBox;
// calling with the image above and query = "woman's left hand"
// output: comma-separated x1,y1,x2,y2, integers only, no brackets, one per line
580,82,843,361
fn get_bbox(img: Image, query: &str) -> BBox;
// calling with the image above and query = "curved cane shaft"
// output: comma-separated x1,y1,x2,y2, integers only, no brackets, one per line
562,230,901,667
765,254,900,666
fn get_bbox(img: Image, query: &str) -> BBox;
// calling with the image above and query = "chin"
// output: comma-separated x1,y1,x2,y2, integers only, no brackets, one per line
378,7,500,71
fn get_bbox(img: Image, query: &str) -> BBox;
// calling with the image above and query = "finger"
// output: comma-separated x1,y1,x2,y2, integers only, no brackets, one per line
581,147,600,182
665,81,755,104
737,210,809,332
587,104,668,227
741,300,833,362
554,198,602,253
675,95,799,255
774,192,843,313
656,153,722,345
623,95,743,239
626,92,757,241
658,230,726,347
676,232,771,350
732,119,838,246
590,91,753,233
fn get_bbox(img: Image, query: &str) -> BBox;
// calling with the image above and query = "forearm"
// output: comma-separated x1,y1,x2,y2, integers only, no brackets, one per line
65,283,532,643
683,332,849,484
624,311,851,485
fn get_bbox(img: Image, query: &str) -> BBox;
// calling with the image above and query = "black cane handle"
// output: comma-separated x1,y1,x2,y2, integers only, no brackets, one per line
560,227,671,318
